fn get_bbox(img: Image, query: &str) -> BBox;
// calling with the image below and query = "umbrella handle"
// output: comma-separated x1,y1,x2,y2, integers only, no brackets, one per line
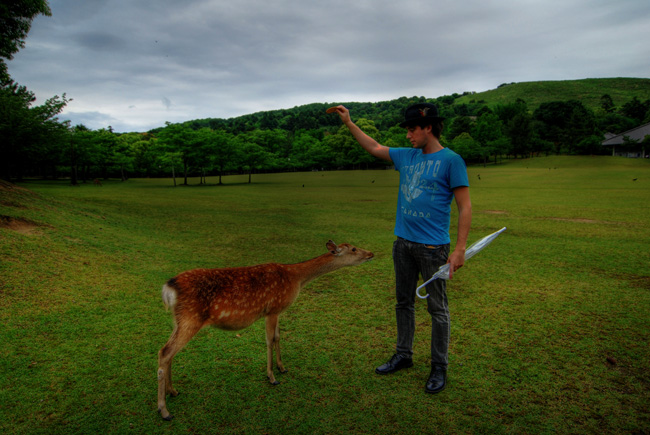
416,278,436,299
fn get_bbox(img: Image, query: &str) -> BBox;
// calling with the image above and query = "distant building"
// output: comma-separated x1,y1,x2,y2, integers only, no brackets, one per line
602,122,650,158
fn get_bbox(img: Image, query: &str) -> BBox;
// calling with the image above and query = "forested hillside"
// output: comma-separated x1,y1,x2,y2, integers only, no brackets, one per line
182,78,650,133
3,78,650,184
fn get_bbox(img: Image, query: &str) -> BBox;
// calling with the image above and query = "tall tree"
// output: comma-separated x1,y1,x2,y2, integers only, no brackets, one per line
0,0,52,82
69,125,89,185
447,116,474,141
450,132,479,161
564,105,596,154
533,100,596,154
1,0,71,181
206,129,237,185
157,123,197,185
472,112,503,165
289,133,333,170
506,113,533,158
128,133,160,178
93,128,119,179
114,134,136,181
620,97,650,123
0,85,68,180
236,132,272,183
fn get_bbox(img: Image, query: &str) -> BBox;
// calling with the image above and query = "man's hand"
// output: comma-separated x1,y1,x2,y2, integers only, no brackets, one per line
327,105,392,162
327,105,351,124
447,248,466,279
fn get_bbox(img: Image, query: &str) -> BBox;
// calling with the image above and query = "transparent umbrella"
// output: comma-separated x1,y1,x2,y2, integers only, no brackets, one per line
416,227,507,299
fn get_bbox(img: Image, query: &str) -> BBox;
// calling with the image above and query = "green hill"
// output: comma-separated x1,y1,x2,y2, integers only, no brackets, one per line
453,77,650,112
182,77,649,134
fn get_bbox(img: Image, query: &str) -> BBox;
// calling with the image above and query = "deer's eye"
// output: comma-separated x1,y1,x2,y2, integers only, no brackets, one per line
352,248,357,252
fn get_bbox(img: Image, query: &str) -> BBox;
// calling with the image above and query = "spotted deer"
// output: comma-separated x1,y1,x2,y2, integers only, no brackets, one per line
157,240,374,420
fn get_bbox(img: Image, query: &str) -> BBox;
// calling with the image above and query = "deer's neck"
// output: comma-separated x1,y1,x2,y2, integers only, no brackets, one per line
287,253,343,287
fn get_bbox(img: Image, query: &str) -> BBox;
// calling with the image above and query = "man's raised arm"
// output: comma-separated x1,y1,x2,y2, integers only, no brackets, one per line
330,105,392,162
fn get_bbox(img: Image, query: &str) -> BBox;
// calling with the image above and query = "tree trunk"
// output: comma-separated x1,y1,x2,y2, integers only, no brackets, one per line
70,164,78,185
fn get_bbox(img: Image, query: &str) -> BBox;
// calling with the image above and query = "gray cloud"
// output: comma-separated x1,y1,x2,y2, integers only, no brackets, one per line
7,0,650,132
72,31,126,51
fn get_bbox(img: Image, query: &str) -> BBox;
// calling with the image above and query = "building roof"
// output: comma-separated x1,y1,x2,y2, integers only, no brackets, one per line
602,121,650,146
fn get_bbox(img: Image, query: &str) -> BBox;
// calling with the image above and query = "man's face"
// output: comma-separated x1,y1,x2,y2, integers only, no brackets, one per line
406,125,429,149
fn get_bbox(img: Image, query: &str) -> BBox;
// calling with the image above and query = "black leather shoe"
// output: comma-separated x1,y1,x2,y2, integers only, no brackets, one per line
375,354,413,375
425,365,447,394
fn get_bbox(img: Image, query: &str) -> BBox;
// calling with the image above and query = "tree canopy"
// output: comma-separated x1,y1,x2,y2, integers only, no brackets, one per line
1,0,70,181
0,0,51,82
4,88,650,183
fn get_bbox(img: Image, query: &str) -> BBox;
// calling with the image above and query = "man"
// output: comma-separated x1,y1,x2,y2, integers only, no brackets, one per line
331,102,471,394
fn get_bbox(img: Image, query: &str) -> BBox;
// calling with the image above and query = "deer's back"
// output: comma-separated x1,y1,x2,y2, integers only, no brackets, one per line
167,263,298,330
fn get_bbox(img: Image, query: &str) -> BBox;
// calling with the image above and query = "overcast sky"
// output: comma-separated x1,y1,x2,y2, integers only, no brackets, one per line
7,0,650,133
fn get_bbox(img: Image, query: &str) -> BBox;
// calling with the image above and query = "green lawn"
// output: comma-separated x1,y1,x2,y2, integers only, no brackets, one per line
1,155,649,434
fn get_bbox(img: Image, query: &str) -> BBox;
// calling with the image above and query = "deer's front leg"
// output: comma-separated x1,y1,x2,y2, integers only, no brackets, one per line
265,314,281,385
273,316,287,374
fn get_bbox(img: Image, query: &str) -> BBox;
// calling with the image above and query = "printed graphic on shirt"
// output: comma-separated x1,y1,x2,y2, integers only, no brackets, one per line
401,170,424,203
400,159,442,204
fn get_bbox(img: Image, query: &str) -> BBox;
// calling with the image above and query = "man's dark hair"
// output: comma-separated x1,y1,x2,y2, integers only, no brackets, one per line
410,120,444,139
430,120,444,139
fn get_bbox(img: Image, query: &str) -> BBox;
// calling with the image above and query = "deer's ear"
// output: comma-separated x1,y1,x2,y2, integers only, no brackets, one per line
327,240,341,255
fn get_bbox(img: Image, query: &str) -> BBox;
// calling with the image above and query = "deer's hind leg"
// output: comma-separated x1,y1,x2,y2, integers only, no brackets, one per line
157,319,202,421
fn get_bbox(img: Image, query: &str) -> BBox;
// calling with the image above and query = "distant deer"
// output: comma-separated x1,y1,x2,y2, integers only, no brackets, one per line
93,179,102,186
157,240,374,420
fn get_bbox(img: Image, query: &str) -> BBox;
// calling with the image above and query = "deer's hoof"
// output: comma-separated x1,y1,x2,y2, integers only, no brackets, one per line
159,410,174,421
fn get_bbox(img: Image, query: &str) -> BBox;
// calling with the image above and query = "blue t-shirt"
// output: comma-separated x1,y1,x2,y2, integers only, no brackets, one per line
389,147,469,245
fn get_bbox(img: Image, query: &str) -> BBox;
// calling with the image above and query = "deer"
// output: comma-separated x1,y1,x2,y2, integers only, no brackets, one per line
157,240,374,420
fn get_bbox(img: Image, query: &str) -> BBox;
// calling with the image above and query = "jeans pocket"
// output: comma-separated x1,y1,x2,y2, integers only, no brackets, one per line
421,243,449,266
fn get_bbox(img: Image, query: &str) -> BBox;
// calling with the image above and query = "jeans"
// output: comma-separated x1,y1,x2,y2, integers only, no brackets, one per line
393,237,450,366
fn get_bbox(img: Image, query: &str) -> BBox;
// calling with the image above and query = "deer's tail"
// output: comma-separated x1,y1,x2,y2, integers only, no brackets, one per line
161,281,178,311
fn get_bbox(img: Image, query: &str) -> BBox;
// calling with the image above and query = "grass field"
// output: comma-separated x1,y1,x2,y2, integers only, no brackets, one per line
1,156,649,434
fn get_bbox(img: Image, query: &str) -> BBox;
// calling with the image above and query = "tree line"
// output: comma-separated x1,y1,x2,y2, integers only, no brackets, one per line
2,1,650,184
4,92,649,184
